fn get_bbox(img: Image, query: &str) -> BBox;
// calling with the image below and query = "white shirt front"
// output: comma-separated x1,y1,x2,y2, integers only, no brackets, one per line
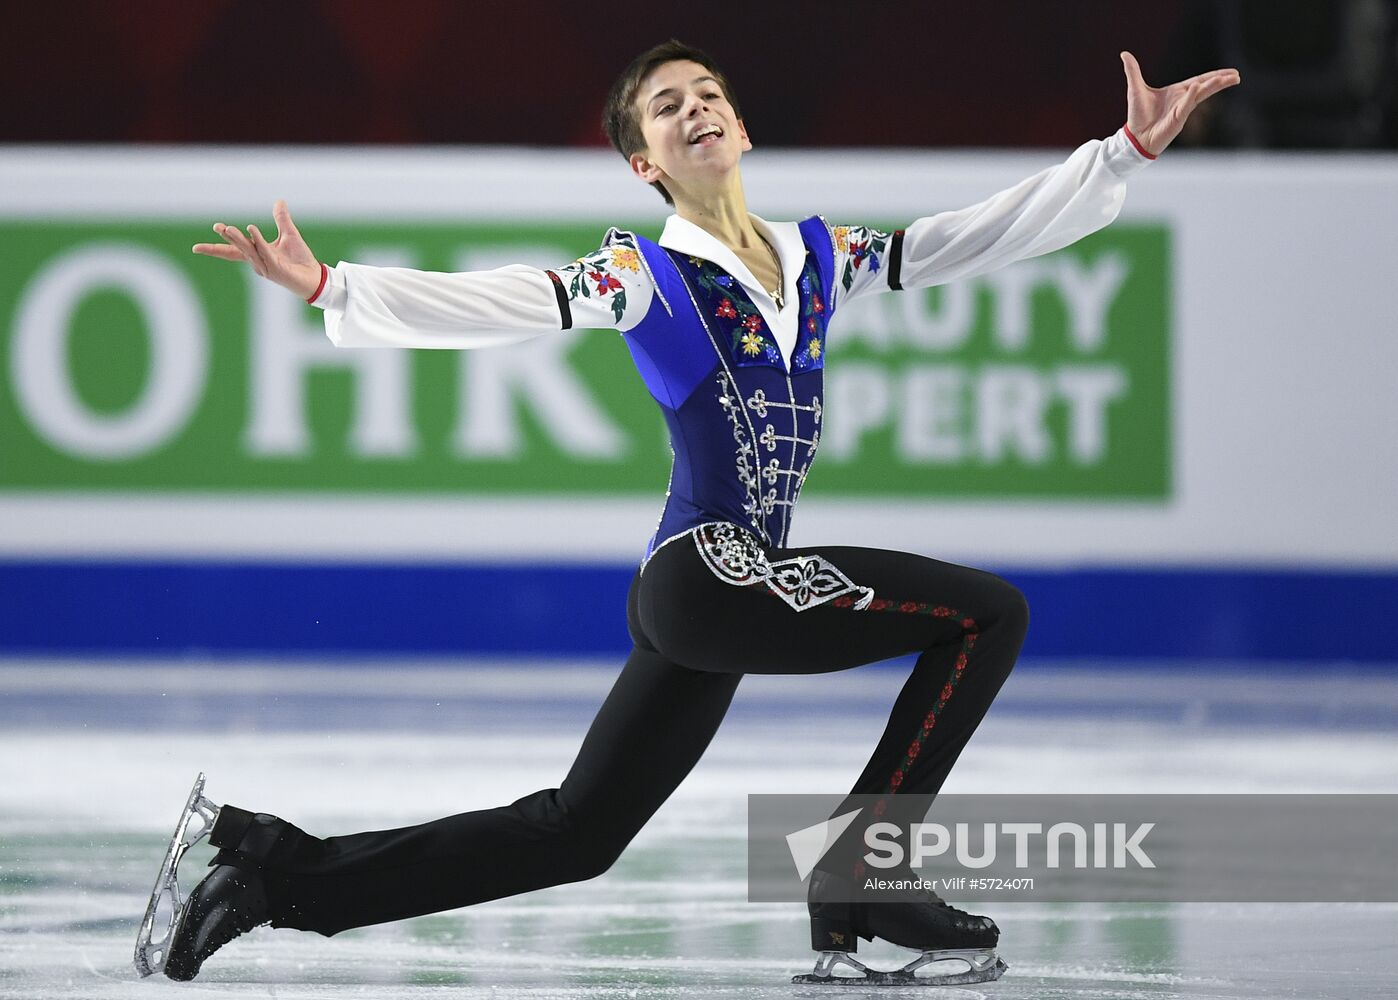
655,213,810,367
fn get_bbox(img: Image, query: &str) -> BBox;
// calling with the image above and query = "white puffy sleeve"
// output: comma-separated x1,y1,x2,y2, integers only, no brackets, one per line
832,127,1154,307
311,230,654,348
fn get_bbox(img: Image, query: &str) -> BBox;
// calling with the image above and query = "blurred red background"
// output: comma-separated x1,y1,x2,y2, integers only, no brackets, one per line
4,2,1200,147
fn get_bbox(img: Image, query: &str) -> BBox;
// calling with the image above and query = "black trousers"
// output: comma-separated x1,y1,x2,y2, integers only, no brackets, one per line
209,527,1028,936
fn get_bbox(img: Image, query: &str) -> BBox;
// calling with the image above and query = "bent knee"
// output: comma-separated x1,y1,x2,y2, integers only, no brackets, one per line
554,813,633,882
983,575,1030,637
568,841,626,882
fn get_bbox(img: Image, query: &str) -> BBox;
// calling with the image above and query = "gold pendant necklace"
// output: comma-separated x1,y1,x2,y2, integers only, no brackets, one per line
762,238,784,309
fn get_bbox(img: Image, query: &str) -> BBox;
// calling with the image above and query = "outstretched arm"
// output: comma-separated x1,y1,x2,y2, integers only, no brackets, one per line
835,53,1240,304
193,203,653,348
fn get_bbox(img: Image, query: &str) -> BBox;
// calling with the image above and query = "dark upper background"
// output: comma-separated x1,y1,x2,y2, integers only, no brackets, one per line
6,0,1396,150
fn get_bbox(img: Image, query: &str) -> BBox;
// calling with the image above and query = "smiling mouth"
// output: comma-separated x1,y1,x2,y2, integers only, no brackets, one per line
690,126,724,145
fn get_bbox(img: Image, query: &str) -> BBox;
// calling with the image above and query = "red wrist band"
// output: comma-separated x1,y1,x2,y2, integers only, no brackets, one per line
306,262,329,304
1123,124,1157,160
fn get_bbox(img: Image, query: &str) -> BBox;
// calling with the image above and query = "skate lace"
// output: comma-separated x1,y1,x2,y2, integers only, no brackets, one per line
909,882,986,927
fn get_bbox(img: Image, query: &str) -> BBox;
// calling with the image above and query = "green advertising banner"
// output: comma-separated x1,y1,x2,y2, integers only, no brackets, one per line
0,222,1168,497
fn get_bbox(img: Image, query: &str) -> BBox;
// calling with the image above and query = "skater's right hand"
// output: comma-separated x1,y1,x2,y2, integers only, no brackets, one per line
192,199,324,300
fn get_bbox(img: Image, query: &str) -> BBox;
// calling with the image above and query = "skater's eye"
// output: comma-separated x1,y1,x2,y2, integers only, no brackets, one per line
657,104,676,116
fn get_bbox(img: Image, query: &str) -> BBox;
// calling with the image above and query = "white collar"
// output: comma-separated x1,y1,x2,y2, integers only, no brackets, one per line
657,213,806,312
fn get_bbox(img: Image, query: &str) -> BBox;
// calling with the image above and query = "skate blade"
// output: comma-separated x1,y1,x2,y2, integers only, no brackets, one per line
793,949,1007,986
132,773,220,978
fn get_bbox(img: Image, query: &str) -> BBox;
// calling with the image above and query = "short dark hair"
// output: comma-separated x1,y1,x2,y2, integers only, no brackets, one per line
602,40,743,206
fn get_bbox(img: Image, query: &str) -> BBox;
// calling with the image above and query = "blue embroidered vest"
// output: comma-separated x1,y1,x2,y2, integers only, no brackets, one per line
621,217,837,560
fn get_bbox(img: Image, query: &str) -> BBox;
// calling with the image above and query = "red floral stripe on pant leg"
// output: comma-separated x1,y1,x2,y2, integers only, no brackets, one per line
831,596,981,802
757,586,982,800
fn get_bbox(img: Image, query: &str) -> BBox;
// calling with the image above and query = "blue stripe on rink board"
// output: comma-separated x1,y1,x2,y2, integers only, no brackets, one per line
2,560,1396,664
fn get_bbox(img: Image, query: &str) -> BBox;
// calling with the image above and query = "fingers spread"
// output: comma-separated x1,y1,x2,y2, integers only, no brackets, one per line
217,224,266,276
247,224,277,271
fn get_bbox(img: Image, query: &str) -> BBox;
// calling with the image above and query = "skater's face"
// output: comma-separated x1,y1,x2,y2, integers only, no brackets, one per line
629,59,751,199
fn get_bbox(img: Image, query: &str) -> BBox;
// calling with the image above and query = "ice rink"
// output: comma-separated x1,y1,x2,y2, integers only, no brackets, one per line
3,659,1395,999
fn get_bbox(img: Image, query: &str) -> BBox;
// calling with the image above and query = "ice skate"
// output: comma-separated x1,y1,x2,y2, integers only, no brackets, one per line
133,773,270,980
162,865,270,981
794,870,1007,986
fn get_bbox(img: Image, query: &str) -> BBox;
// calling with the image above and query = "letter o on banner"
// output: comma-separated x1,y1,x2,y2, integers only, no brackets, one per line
10,243,209,461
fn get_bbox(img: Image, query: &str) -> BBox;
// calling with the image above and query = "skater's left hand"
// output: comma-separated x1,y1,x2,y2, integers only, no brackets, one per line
1120,51,1240,156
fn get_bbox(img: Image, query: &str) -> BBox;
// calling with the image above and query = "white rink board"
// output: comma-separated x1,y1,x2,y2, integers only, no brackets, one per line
2,145,1396,569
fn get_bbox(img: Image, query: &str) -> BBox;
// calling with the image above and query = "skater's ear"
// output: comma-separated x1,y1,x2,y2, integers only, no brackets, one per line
629,149,665,186
736,116,752,152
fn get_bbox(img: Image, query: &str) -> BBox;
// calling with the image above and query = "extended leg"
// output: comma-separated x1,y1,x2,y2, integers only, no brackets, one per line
205,645,740,937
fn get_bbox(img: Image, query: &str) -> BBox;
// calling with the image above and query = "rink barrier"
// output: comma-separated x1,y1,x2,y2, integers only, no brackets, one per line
4,559,1397,664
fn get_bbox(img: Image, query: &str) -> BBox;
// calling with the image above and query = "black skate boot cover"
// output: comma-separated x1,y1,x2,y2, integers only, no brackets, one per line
163,865,270,981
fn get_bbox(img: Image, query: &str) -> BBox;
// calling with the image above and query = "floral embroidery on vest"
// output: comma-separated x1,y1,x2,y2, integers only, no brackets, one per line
676,255,782,368
674,251,830,372
790,262,827,372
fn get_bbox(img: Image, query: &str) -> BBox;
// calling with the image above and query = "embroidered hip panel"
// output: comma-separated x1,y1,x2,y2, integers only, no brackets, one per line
691,522,875,613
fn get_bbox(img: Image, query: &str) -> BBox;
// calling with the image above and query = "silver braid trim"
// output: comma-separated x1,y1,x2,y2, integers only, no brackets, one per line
691,523,875,613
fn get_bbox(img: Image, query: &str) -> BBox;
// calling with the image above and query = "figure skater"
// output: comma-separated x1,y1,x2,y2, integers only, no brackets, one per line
136,40,1238,986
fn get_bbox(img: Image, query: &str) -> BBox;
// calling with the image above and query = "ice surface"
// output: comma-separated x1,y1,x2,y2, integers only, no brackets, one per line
2,660,1395,998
